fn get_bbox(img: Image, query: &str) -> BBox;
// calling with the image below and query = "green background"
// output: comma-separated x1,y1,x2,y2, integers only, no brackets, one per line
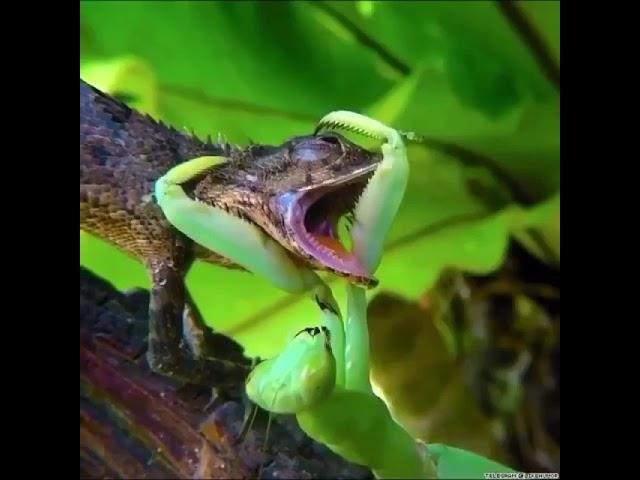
80,0,559,365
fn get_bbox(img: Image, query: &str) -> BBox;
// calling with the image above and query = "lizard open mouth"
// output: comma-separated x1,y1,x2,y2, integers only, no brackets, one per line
278,169,376,283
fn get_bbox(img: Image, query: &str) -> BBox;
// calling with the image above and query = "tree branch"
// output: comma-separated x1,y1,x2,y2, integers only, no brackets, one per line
80,266,371,479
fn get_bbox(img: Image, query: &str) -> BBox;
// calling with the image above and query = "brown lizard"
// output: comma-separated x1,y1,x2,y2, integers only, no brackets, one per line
80,78,382,389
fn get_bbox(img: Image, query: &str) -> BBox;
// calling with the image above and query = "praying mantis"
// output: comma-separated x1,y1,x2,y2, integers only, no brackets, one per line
242,112,436,479
155,111,516,479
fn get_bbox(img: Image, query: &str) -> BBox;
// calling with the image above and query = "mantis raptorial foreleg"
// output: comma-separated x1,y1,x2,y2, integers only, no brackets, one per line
245,112,433,478
315,111,410,394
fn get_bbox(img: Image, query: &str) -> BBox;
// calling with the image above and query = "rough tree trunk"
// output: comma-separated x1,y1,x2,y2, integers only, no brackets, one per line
80,266,371,479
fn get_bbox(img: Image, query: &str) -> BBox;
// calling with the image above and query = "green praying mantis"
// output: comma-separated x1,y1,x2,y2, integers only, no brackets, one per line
154,111,517,479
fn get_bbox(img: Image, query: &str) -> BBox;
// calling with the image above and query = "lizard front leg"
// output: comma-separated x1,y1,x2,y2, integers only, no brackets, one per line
182,287,247,364
146,247,250,388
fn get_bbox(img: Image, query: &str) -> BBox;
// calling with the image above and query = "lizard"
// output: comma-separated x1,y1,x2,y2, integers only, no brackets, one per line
80,78,383,390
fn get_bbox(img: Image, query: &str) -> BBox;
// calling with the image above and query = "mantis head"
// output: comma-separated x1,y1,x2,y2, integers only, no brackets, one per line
186,133,382,287
245,326,336,414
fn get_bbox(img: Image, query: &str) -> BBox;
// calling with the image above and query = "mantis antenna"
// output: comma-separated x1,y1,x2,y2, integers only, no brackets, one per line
257,411,274,480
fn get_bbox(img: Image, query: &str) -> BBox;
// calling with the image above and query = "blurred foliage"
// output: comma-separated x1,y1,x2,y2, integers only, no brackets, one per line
80,1,559,473
368,247,560,472
368,289,509,465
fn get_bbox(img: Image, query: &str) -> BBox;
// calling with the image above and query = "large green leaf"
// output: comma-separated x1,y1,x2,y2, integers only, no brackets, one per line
317,0,560,201
80,1,559,359
320,1,558,102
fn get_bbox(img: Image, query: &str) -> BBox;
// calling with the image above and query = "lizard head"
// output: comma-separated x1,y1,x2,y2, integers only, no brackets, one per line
188,133,382,287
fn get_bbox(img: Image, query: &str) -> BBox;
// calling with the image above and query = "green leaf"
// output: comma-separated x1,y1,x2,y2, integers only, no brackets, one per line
517,1,560,66
510,193,560,265
428,443,517,479
378,192,560,299
362,52,559,202
320,0,557,96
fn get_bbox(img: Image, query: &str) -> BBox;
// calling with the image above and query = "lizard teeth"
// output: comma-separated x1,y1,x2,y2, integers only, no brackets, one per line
306,232,342,260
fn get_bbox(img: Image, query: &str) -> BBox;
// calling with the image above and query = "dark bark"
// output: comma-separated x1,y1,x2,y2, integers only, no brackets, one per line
80,266,371,479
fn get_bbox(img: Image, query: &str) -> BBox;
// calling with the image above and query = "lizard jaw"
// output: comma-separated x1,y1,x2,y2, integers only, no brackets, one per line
277,175,376,286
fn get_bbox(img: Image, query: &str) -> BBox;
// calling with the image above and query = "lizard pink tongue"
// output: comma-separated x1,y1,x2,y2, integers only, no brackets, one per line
314,235,352,260
280,189,372,280
310,214,353,259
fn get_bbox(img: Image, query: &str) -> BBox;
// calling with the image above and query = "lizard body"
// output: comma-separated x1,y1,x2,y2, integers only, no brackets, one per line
80,79,381,388
81,79,237,269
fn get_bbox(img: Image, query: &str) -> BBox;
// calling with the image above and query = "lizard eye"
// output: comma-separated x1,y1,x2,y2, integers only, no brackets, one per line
291,137,342,163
